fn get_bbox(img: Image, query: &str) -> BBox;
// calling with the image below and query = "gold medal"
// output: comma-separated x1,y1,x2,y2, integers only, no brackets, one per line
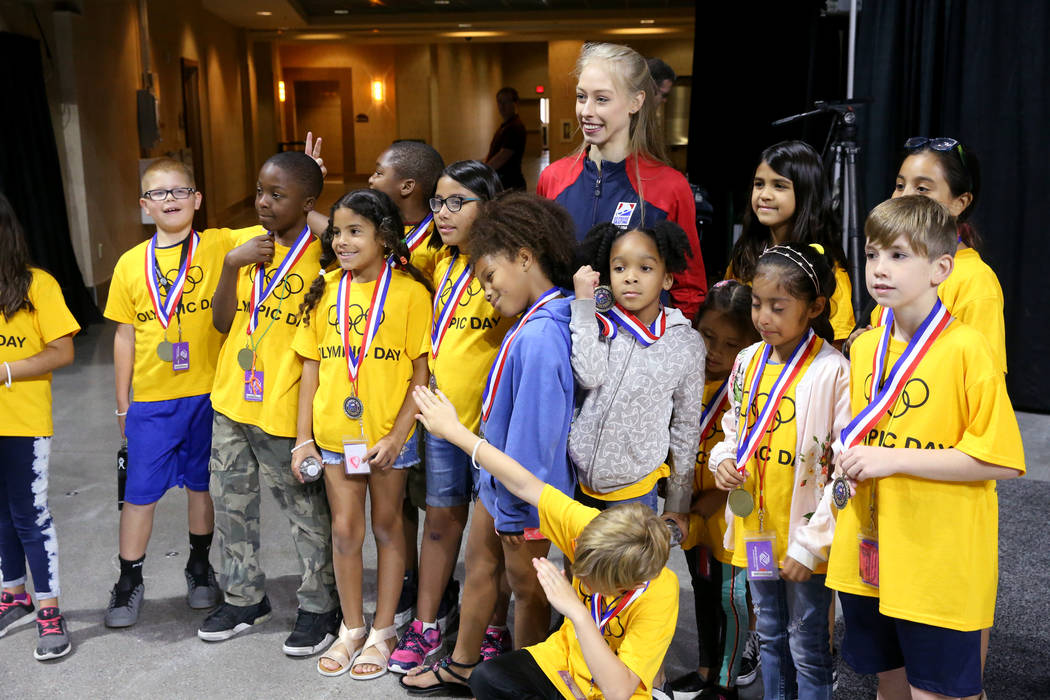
728,488,755,517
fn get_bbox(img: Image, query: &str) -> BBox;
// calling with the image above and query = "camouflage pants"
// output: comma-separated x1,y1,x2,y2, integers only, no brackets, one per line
209,413,337,612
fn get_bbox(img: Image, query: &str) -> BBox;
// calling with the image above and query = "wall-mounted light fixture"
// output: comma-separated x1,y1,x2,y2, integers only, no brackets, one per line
278,80,286,102
371,79,384,103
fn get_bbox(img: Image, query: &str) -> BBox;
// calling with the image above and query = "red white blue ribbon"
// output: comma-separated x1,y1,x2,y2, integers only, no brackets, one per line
247,226,312,335
590,582,649,635
597,304,666,347
698,378,729,442
480,287,561,423
835,299,951,451
735,330,819,472
873,305,890,328
338,262,393,389
430,253,474,358
404,214,434,252
144,231,198,330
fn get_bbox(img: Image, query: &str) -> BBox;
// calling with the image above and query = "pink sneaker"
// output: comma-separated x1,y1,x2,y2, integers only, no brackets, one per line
479,625,511,661
388,620,442,674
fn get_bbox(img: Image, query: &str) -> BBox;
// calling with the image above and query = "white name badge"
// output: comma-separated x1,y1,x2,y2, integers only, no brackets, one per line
611,201,637,228
342,438,369,475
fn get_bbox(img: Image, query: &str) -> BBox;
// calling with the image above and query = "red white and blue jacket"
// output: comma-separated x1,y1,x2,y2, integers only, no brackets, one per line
537,149,707,319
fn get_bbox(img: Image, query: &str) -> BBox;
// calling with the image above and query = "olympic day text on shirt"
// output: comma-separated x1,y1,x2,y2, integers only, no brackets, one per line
0,334,28,347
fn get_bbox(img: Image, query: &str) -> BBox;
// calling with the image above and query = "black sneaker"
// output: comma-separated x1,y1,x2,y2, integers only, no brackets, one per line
104,582,144,628
652,680,675,700
436,578,460,636
395,570,418,629
197,596,272,642
34,607,72,660
669,671,710,700
0,591,35,637
282,607,341,657
737,630,760,686
185,565,221,609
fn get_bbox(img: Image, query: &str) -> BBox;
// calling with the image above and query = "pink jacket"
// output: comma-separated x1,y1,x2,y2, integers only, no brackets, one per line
708,339,851,571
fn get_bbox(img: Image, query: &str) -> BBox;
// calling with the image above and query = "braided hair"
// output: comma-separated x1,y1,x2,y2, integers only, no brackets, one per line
298,189,431,326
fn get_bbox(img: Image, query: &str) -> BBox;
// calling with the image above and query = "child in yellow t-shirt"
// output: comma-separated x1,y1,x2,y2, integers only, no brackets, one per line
388,161,514,672
711,244,851,697
199,152,341,655
291,189,432,680
0,192,80,661
102,159,241,628
819,196,1024,699
672,280,760,697
412,385,679,700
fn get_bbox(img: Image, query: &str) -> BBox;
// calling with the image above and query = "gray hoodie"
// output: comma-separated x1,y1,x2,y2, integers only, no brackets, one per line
567,298,706,512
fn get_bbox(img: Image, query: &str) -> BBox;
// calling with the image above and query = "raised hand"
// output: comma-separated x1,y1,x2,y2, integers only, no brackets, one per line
225,233,275,269
305,131,326,179
573,265,601,300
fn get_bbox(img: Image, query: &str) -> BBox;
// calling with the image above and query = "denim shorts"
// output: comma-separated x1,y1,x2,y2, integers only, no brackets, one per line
838,592,982,698
574,483,660,513
125,393,213,504
319,431,420,471
424,431,477,508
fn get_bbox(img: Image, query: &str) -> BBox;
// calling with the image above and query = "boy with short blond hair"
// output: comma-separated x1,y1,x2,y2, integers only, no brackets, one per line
102,158,239,627
806,195,1025,700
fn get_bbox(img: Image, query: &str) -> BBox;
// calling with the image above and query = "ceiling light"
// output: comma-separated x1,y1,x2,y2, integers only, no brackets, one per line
334,9,348,14
434,0,450,4
257,10,272,16
443,31,505,38
640,19,655,24
458,23,471,27
606,27,674,35
295,32,345,40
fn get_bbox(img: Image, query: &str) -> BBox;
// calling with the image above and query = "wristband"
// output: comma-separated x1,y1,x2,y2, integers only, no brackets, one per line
115,409,128,417
471,437,487,471
291,439,315,454
3,361,10,388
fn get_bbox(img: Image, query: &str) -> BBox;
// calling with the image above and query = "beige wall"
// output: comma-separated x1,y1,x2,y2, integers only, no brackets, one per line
625,38,694,78
430,42,504,164
547,40,584,163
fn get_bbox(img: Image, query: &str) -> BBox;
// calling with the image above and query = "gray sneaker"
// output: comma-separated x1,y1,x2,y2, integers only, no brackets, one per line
185,566,221,609
34,607,71,660
104,583,144,628
0,591,35,637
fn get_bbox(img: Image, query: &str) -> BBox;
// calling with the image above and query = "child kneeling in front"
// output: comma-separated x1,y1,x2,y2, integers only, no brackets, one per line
412,385,679,700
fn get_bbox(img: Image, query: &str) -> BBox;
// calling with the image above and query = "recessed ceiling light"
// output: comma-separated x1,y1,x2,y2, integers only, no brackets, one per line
458,23,472,28
434,0,450,4
444,30,504,38
257,10,272,16
606,27,674,35
640,19,655,24
334,9,349,14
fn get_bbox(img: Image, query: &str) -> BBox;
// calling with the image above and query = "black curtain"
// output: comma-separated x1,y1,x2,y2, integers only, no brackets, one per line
854,1,1050,410
0,32,101,327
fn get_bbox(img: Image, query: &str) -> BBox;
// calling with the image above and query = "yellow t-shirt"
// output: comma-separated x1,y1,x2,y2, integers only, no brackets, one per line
0,268,81,437
687,379,731,564
292,268,431,452
729,343,826,573
826,321,1025,631
527,486,679,700
405,220,449,284
726,263,855,341
211,228,321,438
429,253,512,433
870,247,1007,373
104,228,240,402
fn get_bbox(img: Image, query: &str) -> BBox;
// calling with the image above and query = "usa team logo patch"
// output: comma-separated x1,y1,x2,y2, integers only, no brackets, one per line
611,201,637,228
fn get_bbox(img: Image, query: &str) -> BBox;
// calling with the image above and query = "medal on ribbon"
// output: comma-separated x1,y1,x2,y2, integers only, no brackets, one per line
698,379,729,442
593,285,615,313
246,225,312,336
338,263,393,422
590,582,649,635
145,231,198,332
597,304,666,347
404,214,434,252
731,330,820,518
831,299,952,508
480,288,561,424
430,253,474,358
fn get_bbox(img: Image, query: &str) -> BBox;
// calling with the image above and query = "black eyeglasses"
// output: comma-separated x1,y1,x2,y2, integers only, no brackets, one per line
903,137,967,167
429,195,480,213
142,187,196,201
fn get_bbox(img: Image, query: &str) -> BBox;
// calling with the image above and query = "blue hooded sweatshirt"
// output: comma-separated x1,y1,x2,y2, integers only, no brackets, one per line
478,295,575,534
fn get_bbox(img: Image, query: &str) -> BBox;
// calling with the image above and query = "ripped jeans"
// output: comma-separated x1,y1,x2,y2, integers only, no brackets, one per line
749,575,833,700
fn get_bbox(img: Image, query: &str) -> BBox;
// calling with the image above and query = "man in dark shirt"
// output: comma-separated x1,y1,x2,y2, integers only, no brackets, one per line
485,87,527,190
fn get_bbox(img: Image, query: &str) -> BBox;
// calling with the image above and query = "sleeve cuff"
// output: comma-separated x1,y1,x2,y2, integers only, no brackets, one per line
786,541,823,570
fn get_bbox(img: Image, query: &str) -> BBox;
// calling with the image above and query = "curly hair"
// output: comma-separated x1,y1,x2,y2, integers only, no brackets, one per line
297,189,431,326
754,243,837,344
578,220,692,286
467,192,577,289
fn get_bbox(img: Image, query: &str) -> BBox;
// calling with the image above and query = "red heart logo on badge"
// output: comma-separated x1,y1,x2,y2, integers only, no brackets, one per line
349,456,361,468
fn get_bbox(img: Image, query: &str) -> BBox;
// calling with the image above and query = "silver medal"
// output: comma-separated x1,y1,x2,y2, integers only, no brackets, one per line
156,340,174,362
343,395,364,420
237,348,255,371
593,285,615,313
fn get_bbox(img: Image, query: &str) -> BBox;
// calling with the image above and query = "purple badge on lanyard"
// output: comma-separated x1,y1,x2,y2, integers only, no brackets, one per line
244,370,264,402
172,342,190,371
745,539,778,580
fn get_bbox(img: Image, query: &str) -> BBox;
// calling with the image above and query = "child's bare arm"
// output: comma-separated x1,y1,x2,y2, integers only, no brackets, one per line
840,445,1022,482
212,235,274,333
113,323,134,438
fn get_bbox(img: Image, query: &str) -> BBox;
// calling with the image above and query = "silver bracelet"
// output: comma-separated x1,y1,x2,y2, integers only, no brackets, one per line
471,437,487,471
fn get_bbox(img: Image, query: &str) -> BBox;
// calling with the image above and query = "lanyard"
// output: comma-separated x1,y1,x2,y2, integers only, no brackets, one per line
480,288,561,423
430,253,474,358
337,264,393,397
698,378,729,442
247,226,312,336
590,582,649,634
145,231,198,330
404,214,434,252
596,304,666,346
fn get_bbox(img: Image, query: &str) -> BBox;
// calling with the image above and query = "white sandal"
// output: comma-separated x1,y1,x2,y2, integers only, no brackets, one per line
317,622,367,677
349,625,398,681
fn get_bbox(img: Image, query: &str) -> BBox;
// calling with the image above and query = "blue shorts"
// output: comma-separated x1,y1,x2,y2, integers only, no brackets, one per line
424,431,477,508
319,431,420,470
838,592,983,697
125,394,213,505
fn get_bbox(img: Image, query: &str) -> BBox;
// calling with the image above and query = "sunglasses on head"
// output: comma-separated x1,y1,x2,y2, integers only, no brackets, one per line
904,137,967,168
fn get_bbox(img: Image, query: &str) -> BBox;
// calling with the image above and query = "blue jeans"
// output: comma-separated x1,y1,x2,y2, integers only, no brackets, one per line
749,574,833,700
0,436,59,600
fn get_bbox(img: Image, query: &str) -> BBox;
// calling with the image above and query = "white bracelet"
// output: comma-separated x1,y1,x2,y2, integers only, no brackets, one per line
3,361,10,388
471,437,487,471
115,409,128,417
291,439,315,454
